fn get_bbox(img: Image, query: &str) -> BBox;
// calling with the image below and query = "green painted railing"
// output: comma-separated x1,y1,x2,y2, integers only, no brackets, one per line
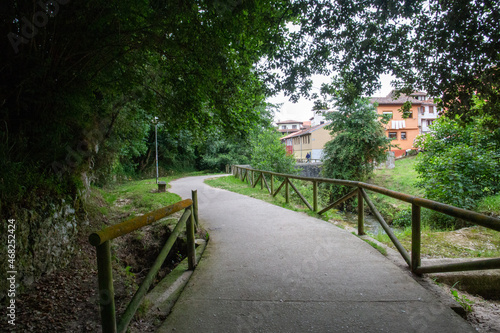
232,165,500,275
89,190,199,333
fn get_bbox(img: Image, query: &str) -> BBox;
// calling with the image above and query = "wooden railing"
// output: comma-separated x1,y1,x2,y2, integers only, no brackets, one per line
232,165,500,275
88,191,199,333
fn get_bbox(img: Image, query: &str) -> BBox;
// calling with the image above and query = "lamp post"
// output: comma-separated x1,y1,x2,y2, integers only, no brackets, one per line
153,117,159,184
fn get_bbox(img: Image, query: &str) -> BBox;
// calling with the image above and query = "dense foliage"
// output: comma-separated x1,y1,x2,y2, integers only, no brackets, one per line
269,0,500,122
0,0,294,209
414,114,500,211
321,98,392,200
2,0,499,207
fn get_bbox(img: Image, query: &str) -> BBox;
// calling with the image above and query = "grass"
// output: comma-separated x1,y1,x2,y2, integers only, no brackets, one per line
476,194,500,216
361,238,388,256
98,171,212,215
365,156,423,222
369,224,500,258
370,156,422,197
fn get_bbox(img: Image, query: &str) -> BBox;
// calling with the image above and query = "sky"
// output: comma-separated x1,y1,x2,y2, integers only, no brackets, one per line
268,74,395,124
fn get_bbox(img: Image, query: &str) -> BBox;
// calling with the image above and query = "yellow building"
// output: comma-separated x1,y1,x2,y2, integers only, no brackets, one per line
370,91,439,157
280,122,332,161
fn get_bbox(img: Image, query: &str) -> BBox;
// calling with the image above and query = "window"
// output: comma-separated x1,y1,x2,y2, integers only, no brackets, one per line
429,106,434,113
403,110,413,118
292,125,297,129
383,111,393,119
401,132,407,140
388,132,397,140
281,125,286,129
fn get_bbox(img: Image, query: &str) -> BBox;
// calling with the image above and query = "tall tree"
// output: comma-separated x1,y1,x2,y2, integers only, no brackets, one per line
0,0,295,201
321,98,392,199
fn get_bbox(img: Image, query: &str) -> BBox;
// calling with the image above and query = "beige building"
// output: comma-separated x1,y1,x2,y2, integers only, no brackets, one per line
281,122,332,161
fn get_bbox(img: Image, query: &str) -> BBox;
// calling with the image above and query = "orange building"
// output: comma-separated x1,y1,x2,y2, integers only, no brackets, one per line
370,91,439,158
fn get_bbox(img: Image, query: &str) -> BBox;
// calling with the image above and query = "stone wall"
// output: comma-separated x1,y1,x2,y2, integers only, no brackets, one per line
0,196,86,301
295,162,323,178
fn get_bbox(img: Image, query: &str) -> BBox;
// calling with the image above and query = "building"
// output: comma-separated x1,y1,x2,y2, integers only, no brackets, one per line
275,120,311,135
310,110,328,126
280,122,332,161
370,91,440,157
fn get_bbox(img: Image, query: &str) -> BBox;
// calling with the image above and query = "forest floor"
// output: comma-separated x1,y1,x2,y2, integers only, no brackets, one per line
3,177,200,332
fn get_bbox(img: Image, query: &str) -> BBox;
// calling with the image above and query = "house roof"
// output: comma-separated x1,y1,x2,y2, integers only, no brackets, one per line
276,119,303,125
280,122,330,140
370,90,436,106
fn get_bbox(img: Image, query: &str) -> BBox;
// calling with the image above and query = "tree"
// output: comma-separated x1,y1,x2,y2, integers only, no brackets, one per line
250,128,297,174
265,0,500,124
0,0,296,201
321,98,392,200
414,112,500,212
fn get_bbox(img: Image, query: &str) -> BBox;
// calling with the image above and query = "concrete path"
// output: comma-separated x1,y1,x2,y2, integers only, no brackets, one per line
158,175,474,333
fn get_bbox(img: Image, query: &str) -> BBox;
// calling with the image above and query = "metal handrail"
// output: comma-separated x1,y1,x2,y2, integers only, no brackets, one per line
232,165,500,275
89,191,199,333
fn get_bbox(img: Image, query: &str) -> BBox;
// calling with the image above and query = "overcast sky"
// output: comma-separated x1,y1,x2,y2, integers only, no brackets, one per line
269,74,395,124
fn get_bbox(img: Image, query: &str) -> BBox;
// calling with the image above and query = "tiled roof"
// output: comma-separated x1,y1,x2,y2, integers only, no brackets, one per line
280,122,330,140
370,95,422,105
370,90,436,106
276,120,303,124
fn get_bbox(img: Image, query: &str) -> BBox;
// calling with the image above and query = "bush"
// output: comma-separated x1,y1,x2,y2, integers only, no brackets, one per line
250,128,297,174
414,115,500,215
392,207,412,228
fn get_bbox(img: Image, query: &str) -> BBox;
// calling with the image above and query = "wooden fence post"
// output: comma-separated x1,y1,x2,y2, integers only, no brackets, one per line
411,204,421,274
187,207,197,270
357,188,364,235
313,181,318,212
285,178,289,204
96,240,117,333
271,175,274,195
192,190,199,228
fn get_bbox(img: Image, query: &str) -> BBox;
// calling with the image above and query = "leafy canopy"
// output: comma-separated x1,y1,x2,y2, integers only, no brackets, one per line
266,0,500,122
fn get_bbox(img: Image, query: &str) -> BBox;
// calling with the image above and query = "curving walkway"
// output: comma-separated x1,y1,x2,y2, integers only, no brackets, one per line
157,175,474,333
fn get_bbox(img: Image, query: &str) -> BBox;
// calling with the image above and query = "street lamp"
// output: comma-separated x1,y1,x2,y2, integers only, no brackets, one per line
153,116,159,184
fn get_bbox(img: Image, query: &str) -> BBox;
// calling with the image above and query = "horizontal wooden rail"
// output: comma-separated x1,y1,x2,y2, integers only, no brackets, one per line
89,199,193,246
90,194,198,333
232,165,500,275
117,208,193,332
233,166,500,232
